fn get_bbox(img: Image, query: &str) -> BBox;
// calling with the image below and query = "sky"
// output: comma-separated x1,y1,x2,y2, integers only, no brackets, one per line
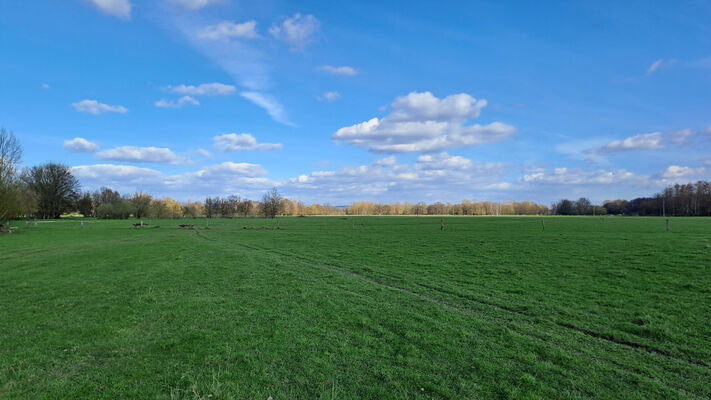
1,0,710,205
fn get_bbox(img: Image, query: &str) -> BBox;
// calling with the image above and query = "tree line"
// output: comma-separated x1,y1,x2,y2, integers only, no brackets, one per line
2,127,711,229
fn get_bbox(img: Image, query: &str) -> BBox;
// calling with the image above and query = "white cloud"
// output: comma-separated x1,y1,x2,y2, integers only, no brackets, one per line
332,91,515,153
73,161,269,199
166,0,222,10
646,58,678,76
659,165,705,179
192,161,267,179
213,133,282,151
646,59,663,76
522,167,638,185
194,149,212,159
86,0,131,19
240,91,291,125
283,153,510,204
163,83,236,96
269,13,320,51
96,146,189,164
196,20,259,40
416,152,472,170
318,65,358,76
41,83,50,89
373,156,396,166
155,95,200,108
317,91,341,102
72,99,128,115
669,128,695,145
588,132,664,154
168,12,289,124
64,137,99,153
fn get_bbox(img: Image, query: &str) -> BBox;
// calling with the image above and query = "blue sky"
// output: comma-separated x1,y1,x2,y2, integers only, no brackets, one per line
1,0,710,204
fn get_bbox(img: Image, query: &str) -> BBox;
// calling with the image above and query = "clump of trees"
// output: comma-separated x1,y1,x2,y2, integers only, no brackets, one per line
602,182,711,216
550,198,606,215
21,163,81,219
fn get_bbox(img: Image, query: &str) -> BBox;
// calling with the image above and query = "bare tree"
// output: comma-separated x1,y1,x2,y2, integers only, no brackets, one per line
261,187,282,218
0,128,24,228
131,192,153,219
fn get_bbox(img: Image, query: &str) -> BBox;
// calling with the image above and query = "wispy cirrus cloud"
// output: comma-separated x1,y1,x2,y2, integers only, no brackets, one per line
163,82,236,96
72,99,128,114
213,133,282,151
332,91,515,153
646,58,678,76
167,12,291,124
240,92,291,125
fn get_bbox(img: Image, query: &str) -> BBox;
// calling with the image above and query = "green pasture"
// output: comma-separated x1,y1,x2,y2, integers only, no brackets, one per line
1,216,710,399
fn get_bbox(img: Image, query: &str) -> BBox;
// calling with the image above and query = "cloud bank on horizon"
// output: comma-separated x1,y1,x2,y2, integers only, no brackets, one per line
2,0,710,204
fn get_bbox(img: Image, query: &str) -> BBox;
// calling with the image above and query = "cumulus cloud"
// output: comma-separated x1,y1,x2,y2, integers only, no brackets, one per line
155,95,200,108
332,91,515,153
86,0,131,19
194,149,212,159
196,20,258,40
318,65,358,76
96,146,189,164
587,132,664,154
659,165,705,179
269,13,320,51
72,161,270,199
166,0,222,10
163,83,236,96
283,153,511,203
669,128,695,145
522,167,638,185
72,99,128,115
373,156,396,166
317,91,341,102
64,137,99,153
240,91,291,125
415,152,472,170
41,83,50,89
213,133,282,151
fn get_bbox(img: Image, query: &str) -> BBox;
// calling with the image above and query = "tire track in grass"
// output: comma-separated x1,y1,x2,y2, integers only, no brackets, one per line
411,281,711,371
194,229,710,399
206,230,711,371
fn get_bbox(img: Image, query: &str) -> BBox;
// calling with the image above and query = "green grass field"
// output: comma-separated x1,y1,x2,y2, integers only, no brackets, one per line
1,216,710,399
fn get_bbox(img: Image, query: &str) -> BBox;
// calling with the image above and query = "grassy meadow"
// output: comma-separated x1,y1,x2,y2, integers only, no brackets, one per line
1,216,710,399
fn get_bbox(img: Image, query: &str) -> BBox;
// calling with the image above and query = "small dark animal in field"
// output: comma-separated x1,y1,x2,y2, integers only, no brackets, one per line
132,223,150,228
